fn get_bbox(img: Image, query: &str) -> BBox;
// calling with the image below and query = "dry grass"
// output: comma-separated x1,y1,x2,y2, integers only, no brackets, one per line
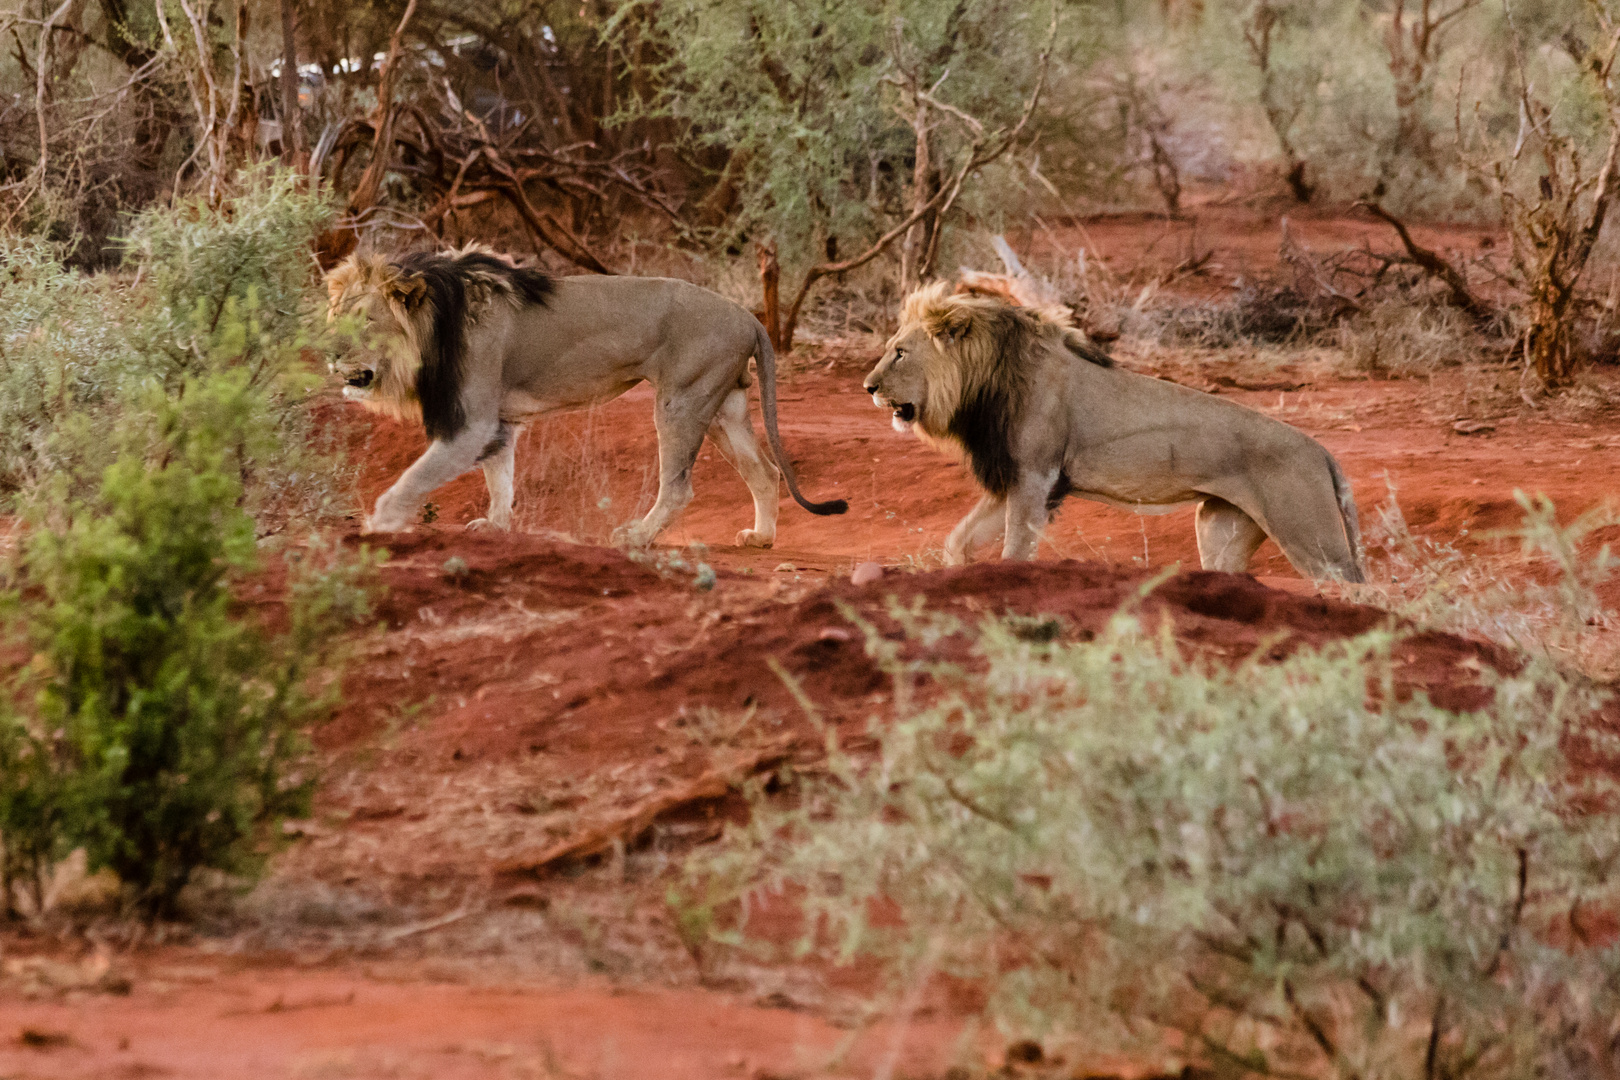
1337,299,1486,375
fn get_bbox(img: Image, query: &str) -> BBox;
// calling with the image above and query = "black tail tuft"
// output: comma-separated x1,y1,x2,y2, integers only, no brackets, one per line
806,498,848,516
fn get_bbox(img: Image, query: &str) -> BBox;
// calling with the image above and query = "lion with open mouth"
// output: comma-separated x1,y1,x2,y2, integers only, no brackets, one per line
864,283,1363,581
326,246,846,543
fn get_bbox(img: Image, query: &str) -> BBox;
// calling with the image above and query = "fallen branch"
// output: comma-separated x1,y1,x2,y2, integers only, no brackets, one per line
494,739,796,878
1356,200,1495,321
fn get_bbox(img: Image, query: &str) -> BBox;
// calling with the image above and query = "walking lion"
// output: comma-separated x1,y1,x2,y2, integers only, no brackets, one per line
326,247,846,542
862,283,1363,581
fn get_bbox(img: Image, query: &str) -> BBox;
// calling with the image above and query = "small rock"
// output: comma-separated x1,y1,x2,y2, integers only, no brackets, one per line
774,562,796,572
1453,419,1494,435
850,561,884,586
18,1027,72,1049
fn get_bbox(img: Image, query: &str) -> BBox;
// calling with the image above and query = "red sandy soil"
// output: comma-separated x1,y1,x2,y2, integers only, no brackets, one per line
4,206,1620,1080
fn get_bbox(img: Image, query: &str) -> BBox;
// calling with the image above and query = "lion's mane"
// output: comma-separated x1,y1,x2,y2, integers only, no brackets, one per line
899,282,1110,498
326,246,553,441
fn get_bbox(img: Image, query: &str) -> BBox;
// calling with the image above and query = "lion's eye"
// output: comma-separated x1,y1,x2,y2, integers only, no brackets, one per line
893,349,905,362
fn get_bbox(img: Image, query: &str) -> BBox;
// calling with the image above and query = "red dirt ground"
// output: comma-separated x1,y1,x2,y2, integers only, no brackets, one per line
4,206,1619,1080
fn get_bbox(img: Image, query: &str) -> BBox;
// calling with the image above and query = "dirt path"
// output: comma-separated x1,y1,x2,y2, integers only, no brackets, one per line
0,960,980,1080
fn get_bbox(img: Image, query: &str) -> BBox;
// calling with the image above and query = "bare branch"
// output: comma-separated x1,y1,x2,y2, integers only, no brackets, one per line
778,1,1060,349
1356,200,1495,320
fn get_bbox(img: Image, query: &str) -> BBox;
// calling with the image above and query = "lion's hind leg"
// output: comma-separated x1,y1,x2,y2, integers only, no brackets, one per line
1195,497,1268,573
616,386,722,548
707,387,781,548
467,422,520,531
1244,468,1364,582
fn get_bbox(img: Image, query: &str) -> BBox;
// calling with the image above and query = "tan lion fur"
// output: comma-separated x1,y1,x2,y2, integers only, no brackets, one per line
325,247,844,540
864,284,1364,580
326,254,428,426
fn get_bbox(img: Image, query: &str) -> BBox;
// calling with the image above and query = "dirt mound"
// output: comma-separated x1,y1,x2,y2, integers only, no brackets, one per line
325,535,1513,779
280,535,1548,908
642,560,1512,728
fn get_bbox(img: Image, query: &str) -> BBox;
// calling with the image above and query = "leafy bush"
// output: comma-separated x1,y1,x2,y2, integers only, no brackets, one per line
0,238,142,494
0,167,341,525
691,604,1620,1077
0,167,375,919
1357,490,1618,680
0,371,379,918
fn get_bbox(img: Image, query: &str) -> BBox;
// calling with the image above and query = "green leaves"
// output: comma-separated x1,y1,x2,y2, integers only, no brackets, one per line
0,167,371,919
695,608,1620,1076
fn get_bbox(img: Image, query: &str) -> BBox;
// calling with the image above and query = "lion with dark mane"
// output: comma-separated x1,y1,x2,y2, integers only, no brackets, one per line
326,247,846,541
863,283,1364,581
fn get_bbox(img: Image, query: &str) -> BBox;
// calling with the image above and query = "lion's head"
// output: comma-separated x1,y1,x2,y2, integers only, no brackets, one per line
325,253,431,419
863,282,1110,495
324,247,553,441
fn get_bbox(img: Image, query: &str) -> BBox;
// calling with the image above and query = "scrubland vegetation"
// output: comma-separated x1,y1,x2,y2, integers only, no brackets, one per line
1,0,1620,1075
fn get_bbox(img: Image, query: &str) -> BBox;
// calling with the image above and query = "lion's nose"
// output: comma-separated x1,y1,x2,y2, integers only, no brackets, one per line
862,382,877,394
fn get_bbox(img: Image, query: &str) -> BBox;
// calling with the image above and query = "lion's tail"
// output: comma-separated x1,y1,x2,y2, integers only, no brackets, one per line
752,322,848,517
1326,452,1366,584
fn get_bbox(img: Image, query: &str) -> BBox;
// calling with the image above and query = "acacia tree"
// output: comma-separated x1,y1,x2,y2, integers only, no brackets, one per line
1382,0,1483,177
618,0,1078,347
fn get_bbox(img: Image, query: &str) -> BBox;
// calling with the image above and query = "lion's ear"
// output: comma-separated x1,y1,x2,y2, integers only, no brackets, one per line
931,303,976,344
385,272,429,310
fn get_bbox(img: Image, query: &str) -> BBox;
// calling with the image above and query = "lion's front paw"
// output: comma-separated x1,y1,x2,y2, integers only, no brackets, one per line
362,513,414,536
735,528,774,549
465,517,511,532
942,545,969,567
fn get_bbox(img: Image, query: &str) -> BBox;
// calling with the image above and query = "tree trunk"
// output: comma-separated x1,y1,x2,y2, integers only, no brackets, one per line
279,0,306,168
898,104,933,293
758,241,782,353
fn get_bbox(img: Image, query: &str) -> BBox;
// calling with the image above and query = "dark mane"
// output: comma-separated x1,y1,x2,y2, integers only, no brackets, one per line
393,250,555,442
944,308,1038,499
1063,331,1114,368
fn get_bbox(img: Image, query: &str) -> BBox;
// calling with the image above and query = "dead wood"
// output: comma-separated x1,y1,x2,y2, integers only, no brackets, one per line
493,739,797,878
757,241,782,352
1356,200,1495,321
314,0,418,268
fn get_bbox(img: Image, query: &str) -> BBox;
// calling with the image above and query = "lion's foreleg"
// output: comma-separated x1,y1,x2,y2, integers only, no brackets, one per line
944,494,1006,565
1001,467,1062,561
366,420,499,533
468,422,520,531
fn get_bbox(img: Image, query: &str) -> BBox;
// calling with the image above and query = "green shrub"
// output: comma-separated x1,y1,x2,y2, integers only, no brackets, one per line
692,604,1620,1077
0,166,374,920
0,237,141,494
1,371,378,917
0,167,341,525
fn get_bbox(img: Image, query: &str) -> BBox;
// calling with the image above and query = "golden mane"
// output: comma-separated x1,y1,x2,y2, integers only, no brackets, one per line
324,246,554,440
325,253,432,427
896,283,1050,441
893,282,1112,495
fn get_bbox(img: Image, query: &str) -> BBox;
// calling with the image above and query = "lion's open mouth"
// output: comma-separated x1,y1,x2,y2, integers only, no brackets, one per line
893,402,916,424
345,369,375,389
